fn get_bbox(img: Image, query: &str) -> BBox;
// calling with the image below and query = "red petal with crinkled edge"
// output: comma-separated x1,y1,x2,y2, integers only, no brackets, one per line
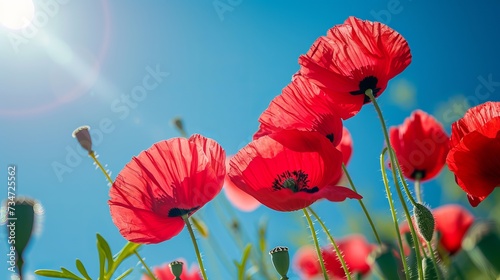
298,16,411,119
255,75,343,146
109,135,225,243
229,130,361,212
389,110,449,181
450,101,500,147
223,156,260,212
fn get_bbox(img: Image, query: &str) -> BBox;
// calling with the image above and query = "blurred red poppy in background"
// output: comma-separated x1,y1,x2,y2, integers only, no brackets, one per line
294,235,375,279
229,130,361,212
223,156,260,212
298,16,412,119
433,204,475,255
109,135,226,244
254,75,343,146
447,101,500,206
389,110,449,181
142,259,202,280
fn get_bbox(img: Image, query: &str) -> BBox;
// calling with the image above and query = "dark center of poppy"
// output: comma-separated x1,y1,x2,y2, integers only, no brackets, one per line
349,76,381,104
326,133,334,143
272,170,319,193
168,206,200,217
411,169,426,180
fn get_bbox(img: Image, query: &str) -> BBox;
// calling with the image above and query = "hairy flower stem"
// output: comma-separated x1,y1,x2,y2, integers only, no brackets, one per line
426,241,443,280
414,178,423,204
89,151,113,186
380,148,410,280
302,208,329,280
307,207,352,280
342,164,382,245
184,215,209,280
366,89,423,279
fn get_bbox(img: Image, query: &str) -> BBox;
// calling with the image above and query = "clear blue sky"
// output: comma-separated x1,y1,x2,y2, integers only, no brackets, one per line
1,1,500,279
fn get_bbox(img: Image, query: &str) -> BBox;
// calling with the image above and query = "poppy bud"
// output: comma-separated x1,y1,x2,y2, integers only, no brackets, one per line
72,125,93,153
422,257,442,280
413,203,435,242
269,246,290,280
369,244,402,280
169,260,184,280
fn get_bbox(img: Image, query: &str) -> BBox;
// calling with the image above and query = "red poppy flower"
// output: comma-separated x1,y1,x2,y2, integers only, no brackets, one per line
229,130,361,212
389,110,449,181
338,127,353,165
400,204,474,255
293,235,375,279
223,156,260,212
298,16,412,119
254,75,343,146
142,259,202,280
433,204,474,255
109,135,225,244
447,101,500,206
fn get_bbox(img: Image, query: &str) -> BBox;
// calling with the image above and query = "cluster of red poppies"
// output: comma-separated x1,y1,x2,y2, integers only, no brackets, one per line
102,16,500,279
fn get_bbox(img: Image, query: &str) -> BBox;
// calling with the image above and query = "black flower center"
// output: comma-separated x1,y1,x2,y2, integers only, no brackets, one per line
349,76,381,104
326,133,334,143
168,206,200,217
411,169,426,180
272,170,319,193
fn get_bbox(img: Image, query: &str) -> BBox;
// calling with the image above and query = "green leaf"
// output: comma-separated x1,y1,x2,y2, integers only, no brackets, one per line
96,234,114,271
97,246,105,279
106,242,142,278
237,244,252,280
114,268,134,280
60,268,84,280
35,269,68,278
75,259,91,280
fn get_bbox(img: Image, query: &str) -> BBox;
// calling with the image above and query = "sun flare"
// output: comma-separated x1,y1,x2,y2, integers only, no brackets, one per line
0,0,35,30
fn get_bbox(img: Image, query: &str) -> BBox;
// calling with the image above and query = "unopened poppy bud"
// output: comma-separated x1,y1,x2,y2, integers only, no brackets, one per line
413,203,435,242
169,260,184,280
72,125,93,153
462,221,500,275
172,117,187,136
269,246,289,280
4,197,38,277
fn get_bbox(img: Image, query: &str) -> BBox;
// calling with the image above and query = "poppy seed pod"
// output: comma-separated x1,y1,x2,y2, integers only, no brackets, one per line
72,125,93,153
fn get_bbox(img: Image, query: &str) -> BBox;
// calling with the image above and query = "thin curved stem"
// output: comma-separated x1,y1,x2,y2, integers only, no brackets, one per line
302,208,329,280
367,89,423,279
183,215,209,280
134,251,157,280
341,163,382,245
307,207,351,280
380,148,410,280
89,151,113,185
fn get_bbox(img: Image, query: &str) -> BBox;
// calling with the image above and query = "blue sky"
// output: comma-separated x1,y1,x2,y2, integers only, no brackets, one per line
1,1,500,279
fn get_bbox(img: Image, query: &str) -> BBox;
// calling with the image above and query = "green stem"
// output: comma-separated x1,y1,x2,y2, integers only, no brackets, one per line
134,250,157,280
426,242,442,280
307,207,352,280
367,88,423,280
89,151,113,185
302,208,329,280
183,215,209,280
380,148,410,280
342,163,382,245
414,178,423,204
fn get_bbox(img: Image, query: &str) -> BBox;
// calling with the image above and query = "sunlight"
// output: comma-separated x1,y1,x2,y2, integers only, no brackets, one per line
0,0,35,30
